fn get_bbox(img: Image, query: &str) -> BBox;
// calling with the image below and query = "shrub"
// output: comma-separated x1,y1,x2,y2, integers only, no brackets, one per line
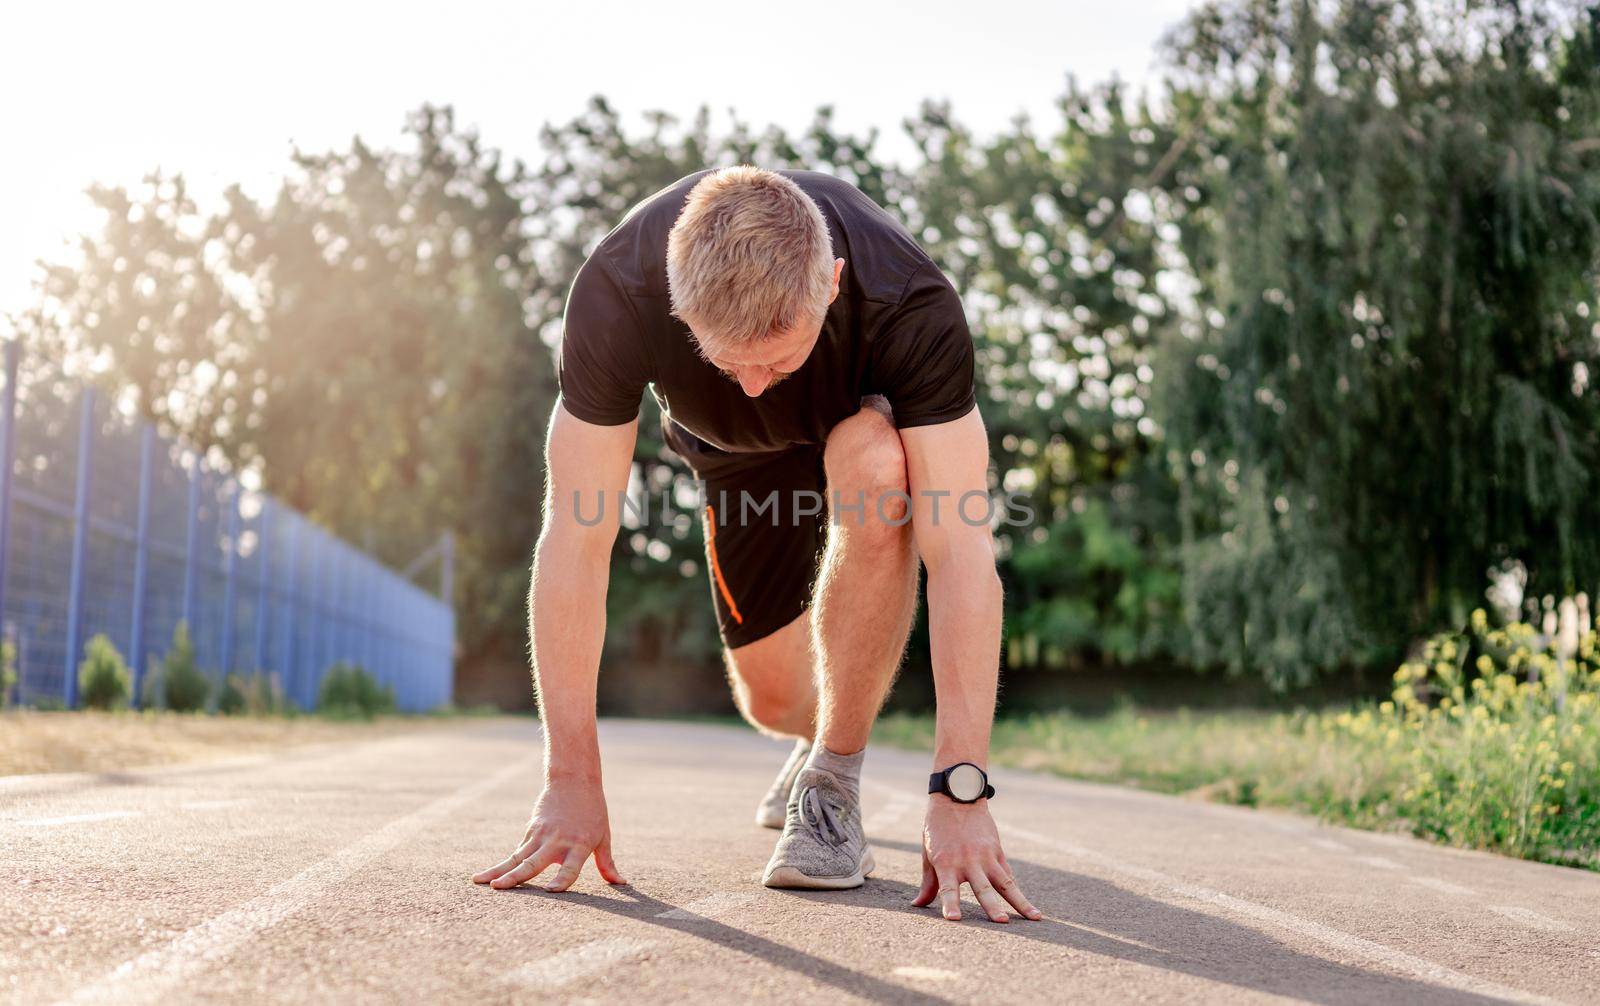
147,622,211,713
1,638,16,709
317,663,395,719
77,633,131,710
1372,603,1600,865
248,673,286,716
217,675,248,716
139,658,162,709
216,673,286,717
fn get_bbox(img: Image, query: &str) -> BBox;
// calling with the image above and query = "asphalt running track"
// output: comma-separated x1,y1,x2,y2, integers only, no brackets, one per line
3,719,1598,1004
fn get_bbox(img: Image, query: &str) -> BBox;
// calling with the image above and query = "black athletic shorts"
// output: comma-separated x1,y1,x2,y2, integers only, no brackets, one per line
663,416,828,650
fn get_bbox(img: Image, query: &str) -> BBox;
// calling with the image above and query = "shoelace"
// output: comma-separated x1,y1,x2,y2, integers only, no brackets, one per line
799,786,847,847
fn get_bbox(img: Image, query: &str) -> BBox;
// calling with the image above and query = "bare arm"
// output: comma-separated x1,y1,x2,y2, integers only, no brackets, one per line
902,408,1003,770
529,400,636,781
473,398,636,892
899,407,1040,922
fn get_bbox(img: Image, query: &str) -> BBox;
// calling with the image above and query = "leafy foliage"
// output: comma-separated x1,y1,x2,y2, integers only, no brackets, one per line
145,621,211,713
216,675,248,716
1155,0,1600,682
317,663,396,719
214,673,287,716
77,633,132,711
1383,604,1599,861
0,639,15,709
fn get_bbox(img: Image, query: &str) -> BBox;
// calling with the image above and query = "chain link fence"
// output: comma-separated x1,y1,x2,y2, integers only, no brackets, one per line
0,344,454,712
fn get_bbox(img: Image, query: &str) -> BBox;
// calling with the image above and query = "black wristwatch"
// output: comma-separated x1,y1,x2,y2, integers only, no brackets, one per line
928,762,995,804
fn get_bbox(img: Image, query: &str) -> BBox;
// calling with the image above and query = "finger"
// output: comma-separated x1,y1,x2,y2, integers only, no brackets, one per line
992,863,1043,920
472,857,513,885
472,836,538,884
490,844,560,890
543,849,587,893
936,867,962,921
969,875,1010,924
594,836,627,886
911,851,938,908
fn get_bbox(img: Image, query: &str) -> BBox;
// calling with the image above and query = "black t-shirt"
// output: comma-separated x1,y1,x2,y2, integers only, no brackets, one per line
556,168,976,453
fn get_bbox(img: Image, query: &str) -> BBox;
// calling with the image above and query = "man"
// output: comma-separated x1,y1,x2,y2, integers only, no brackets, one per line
472,166,1039,923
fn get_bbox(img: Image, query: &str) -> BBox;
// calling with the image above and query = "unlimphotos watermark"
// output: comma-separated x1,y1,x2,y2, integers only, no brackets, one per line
566,484,1037,529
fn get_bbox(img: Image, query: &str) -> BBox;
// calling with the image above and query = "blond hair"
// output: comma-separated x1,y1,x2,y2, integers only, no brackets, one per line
666,166,834,349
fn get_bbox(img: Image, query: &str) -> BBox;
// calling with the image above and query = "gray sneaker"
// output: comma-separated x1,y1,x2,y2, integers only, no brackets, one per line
756,739,812,829
761,767,875,889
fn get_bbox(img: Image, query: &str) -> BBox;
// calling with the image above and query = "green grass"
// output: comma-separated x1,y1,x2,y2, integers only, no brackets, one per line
875,705,1360,811
876,611,1600,871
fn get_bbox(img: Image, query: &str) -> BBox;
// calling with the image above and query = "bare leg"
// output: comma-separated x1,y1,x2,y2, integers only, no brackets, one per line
811,402,920,755
726,615,817,827
725,613,817,739
760,401,918,887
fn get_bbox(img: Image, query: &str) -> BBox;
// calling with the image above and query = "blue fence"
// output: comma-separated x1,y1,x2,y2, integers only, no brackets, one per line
0,343,454,712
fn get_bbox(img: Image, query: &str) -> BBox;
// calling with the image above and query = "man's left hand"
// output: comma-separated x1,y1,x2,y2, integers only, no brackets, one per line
912,797,1042,922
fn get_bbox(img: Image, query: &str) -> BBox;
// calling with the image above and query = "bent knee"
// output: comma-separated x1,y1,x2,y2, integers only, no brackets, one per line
727,657,811,733
824,402,908,500
737,685,803,733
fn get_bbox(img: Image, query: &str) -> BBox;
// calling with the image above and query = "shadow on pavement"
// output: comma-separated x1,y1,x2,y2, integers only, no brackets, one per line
500,883,954,1006
815,837,1523,1006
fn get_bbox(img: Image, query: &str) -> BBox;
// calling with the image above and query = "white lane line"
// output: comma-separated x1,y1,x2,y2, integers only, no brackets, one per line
58,756,539,1006
655,891,758,921
504,937,658,990
17,811,140,828
1410,877,1478,897
892,965,960,981
1001,824,1568,1006
1060,921,1166,953
1308,837,1351,853
1490,906,1577,933
1352,854,1404,871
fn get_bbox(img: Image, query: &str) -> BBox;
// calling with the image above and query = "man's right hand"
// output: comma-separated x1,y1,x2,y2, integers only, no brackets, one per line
471,782,626,892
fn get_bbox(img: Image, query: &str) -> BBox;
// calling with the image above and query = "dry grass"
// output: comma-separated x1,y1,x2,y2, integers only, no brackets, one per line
0,710,463,777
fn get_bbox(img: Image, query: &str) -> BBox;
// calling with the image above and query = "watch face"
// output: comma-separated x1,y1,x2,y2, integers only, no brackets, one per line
947,763,986,802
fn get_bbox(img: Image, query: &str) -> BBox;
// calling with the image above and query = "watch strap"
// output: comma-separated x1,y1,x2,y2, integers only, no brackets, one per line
927,765,996,802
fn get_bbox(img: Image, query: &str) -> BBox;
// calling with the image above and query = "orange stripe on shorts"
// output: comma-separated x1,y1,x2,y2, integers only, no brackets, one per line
705,504,744,625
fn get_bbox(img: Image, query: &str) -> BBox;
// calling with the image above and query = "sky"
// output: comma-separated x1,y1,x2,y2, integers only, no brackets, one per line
0,0,1202,324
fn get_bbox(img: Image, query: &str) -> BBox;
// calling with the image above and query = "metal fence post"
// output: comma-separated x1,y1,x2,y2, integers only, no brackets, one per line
253,498,272,676
218,481,241,681
128,424,155,706
0,341,18,704
360,532,375,678
181,451,202,636
328,545,342,667
342,549,355,668
347,551,357,669
307,532,324,700
281,515,299,708
351,552,364,675
62,388,95,708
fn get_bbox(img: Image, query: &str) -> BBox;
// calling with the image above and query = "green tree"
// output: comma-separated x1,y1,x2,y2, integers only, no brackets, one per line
1155,0,1600,683
78,634,132,711
146,621,210,712
896,90,1191,671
